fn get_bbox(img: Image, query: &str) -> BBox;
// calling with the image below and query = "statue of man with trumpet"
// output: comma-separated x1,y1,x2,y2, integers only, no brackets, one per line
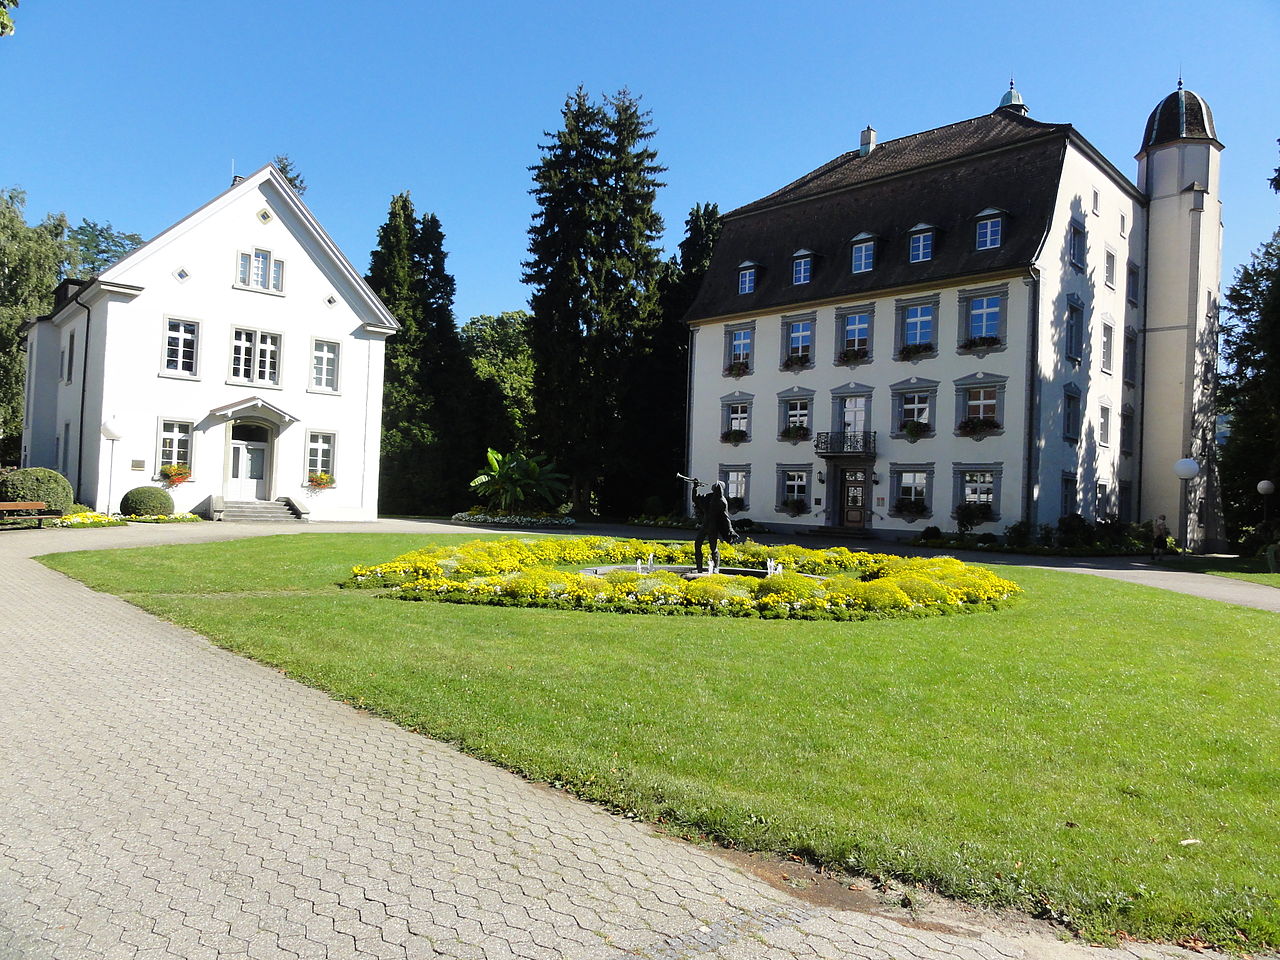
677,473,739,573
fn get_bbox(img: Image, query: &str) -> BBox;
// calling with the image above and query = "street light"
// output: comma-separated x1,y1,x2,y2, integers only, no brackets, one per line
1259,479,1276,530
1173,458,1200,552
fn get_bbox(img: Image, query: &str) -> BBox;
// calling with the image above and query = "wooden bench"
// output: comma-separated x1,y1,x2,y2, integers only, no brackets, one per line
0,501,62,527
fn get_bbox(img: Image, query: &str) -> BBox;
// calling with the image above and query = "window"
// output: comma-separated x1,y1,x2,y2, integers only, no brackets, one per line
1120,408,1135,455
1069,222,1086,269
965,386,998,420
838,307,872,360
792,256,812,285
783,316,813,365
840,394,870,433
720,465,750,509
953,372,1007,434
1123,329,1138,383
1119,213,1128,237
1091,189,1100,214
720,394,752,442
230,328,281,385
159,420,192,468
891,377,938,438
776,464,812,513
1101,322,1114,373
728,403,749,433
1099,403,1111,446
976,217,1002,250
66,333,75,384
909,231,933,263
897,298,937,357
164,319,199,377
1096,482,1109,517
777,388,815,440
307,431,335,479
60,422,70,475
312,340,340,391
237,248,285,292
1061,473,1078,518
965,295,1002,342
725,324,754,375
785,471,807,501
1119,481,1133,522
851,240,874,274
952,463,1002,521
1126,264,1140,304
902,392,929,425
1104,250,1117,288
889,462,934,518
738,267,756,294
785,398,810,430
1065,301,1084,361
1063,386,1081,442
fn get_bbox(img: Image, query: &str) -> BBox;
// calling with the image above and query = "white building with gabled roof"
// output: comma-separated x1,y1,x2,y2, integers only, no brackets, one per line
21,164,399,521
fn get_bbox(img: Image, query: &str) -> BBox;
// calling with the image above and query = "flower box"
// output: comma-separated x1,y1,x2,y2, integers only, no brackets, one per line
159,463,191,485
956,416,1002,437
724,360,751,377
899,419,931,440
836,346,869,364
307,472,335,489
894,498,929,518
778,425,811,442
720,428,749,444
780,497,808,516
898,342,934,360
781,353,812,371
959,335,1002,352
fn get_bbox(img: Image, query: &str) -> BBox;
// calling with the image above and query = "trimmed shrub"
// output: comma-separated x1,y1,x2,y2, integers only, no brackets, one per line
120,486,174,516
0,468,74,514
920,525,943,541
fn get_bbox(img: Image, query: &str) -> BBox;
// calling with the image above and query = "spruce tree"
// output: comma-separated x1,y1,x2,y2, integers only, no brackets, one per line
523,88,667,515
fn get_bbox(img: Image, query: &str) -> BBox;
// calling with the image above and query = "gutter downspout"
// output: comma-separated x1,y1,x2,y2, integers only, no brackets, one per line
71,291,93,504
1023,266,1041,527
684,326,696,517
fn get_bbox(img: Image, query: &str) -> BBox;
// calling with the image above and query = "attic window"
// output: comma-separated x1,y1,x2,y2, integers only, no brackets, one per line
908,226,934,263
976,216,1002,250
792,250,813,285
738,262,758,295
237,248,285,293
257,209,273,224
174,268,191,282
850,233,875,274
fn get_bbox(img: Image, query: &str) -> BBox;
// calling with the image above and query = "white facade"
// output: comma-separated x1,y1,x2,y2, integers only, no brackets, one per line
21,166,398,521
685,88,1223,545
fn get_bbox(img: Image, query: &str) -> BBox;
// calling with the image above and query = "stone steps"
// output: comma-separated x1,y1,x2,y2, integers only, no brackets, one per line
220,500,303,522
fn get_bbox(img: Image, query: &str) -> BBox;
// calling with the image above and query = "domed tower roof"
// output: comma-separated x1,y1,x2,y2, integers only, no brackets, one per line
997,79,1028,116
1140,82,1218,153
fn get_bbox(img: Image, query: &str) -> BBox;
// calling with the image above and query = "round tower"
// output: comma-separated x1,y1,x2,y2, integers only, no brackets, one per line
1136,83,1225,551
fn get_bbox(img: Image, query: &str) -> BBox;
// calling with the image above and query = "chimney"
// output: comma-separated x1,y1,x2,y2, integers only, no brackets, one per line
859,126,877,157
230,174,246,186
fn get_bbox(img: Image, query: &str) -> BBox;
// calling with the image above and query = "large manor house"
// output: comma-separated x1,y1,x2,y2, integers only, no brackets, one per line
684,83,1224,548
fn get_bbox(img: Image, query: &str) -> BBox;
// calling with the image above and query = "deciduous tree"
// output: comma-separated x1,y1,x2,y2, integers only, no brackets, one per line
460,311,535,447
67,219,143,278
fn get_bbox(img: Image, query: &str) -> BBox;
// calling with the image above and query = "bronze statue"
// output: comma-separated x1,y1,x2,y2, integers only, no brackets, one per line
679,474,737,573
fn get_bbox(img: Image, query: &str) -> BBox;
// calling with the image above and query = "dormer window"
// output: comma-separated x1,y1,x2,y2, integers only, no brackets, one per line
850,233,875,274
908,225,934,263
737,261,758,295
975,209,1004,250
792,250,813,285
237,248,285,293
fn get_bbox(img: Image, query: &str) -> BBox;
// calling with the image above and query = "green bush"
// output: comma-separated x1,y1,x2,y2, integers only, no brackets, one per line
0,467,74,514
119,486,174,516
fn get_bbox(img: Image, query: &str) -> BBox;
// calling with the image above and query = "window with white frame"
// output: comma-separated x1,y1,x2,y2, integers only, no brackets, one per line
1120,213,1128,237
792,256,812,285
903,304,934,348
962,470,995,505
159,420,192,467
1091,189,1100,214
966,295,1001,341
165,319,199,376
1069,222,1086,269
782,470,808,509
1120,408,1135,454
909,231,933,263
784,317,813,363
952,463,1001,521
976,216,1002,250
891,377,937,436
1063,385,1081,442
1105,250,1117,288
230,328,281,385
892,468,931,516
1101,322,1114,373
965,386,998,420
777,390,815,439
1126,264,1140,304
1096,482,1109,517
785,399,810,429
842,310,870,350
840,394,870,434
307,431,335,479
237,248,285,292
1099,403,1111,446
738,265,757,294
720,466,749,508
312,340,340,391
721,397,752,442
1065,301,1084,361
725,324,754,374
851,239,874,273
902,392,930,426
728,403,749,433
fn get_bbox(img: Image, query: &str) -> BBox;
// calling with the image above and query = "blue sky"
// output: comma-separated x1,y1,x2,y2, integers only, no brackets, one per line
3,0,1277,324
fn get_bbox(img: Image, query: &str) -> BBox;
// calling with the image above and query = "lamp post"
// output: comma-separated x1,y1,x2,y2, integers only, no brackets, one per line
1173,458,1201,552
101,421,122,515
1259,479,1276,531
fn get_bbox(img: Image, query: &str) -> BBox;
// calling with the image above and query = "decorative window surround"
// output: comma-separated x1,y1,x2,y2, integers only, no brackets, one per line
895,294,940,361
829,382,874,437
1101,320,1114,374
719,391,754,443
723,321,755,376
720,464,750,511
780,312,816,370
952,371,1007,438
777,386,815,442
1063,383,1082,443
1061,472,1079,518
1104,248,1117,288
1065,297,1085,363
775,463,812,515
1068,220,1086,271
1099,402,1112,446
236,248,286,294
952,462,1003,522
890,376,938,440
834,304,874,364
888,461,935,520
957,284,1008,353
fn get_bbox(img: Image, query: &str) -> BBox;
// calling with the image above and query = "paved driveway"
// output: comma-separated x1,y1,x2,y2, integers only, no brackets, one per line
0,521,1241,959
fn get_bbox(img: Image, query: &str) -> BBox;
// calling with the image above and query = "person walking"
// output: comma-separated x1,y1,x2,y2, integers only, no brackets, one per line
1152,514,1169,562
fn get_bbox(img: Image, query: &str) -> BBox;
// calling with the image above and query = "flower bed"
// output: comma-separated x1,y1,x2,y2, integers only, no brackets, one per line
124,513,203,523
50,512,128,528
348,536,1021,620
450,509,576,528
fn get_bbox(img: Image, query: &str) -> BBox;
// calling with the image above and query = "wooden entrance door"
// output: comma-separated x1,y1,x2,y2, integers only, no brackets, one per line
841,467,870,529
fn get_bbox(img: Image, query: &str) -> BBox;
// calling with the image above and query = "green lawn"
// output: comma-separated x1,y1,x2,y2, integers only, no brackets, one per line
40,534,1280,950
1163,553,1280,588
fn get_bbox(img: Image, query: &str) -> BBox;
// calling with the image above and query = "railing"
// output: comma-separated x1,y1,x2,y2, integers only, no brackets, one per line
814,431,876,456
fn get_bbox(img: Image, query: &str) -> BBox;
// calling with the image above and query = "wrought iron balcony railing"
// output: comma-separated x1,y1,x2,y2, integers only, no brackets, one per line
814,431,876,456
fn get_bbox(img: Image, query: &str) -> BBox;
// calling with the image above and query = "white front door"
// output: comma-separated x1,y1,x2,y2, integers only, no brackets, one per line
230,441,269,500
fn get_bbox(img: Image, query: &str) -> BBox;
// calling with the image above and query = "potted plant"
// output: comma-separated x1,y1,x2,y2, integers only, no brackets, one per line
894,497,929,519
956,416,1002,437
898,341,934,360
720,428,749,444
781,353,811,371
778,424,811,442
159,463,191,486
724,360,751,377
307,471,335,489
836,345,869,364
780,497,808,516
900,419,930,441
959,335,1002,353
727,496,745,513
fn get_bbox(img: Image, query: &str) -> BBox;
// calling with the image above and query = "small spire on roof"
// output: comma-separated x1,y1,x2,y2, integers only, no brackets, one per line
1177,74,1184,90
998,79,1028,116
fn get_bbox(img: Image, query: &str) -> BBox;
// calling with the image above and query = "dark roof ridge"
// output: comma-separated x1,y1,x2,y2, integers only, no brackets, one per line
725,109,1071,220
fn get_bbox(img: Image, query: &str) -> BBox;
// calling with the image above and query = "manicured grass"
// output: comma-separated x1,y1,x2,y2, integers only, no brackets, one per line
1164,553,1280,588
41,534,1280,949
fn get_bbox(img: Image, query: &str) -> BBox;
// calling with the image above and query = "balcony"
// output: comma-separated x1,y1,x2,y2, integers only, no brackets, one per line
814,431,876,457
